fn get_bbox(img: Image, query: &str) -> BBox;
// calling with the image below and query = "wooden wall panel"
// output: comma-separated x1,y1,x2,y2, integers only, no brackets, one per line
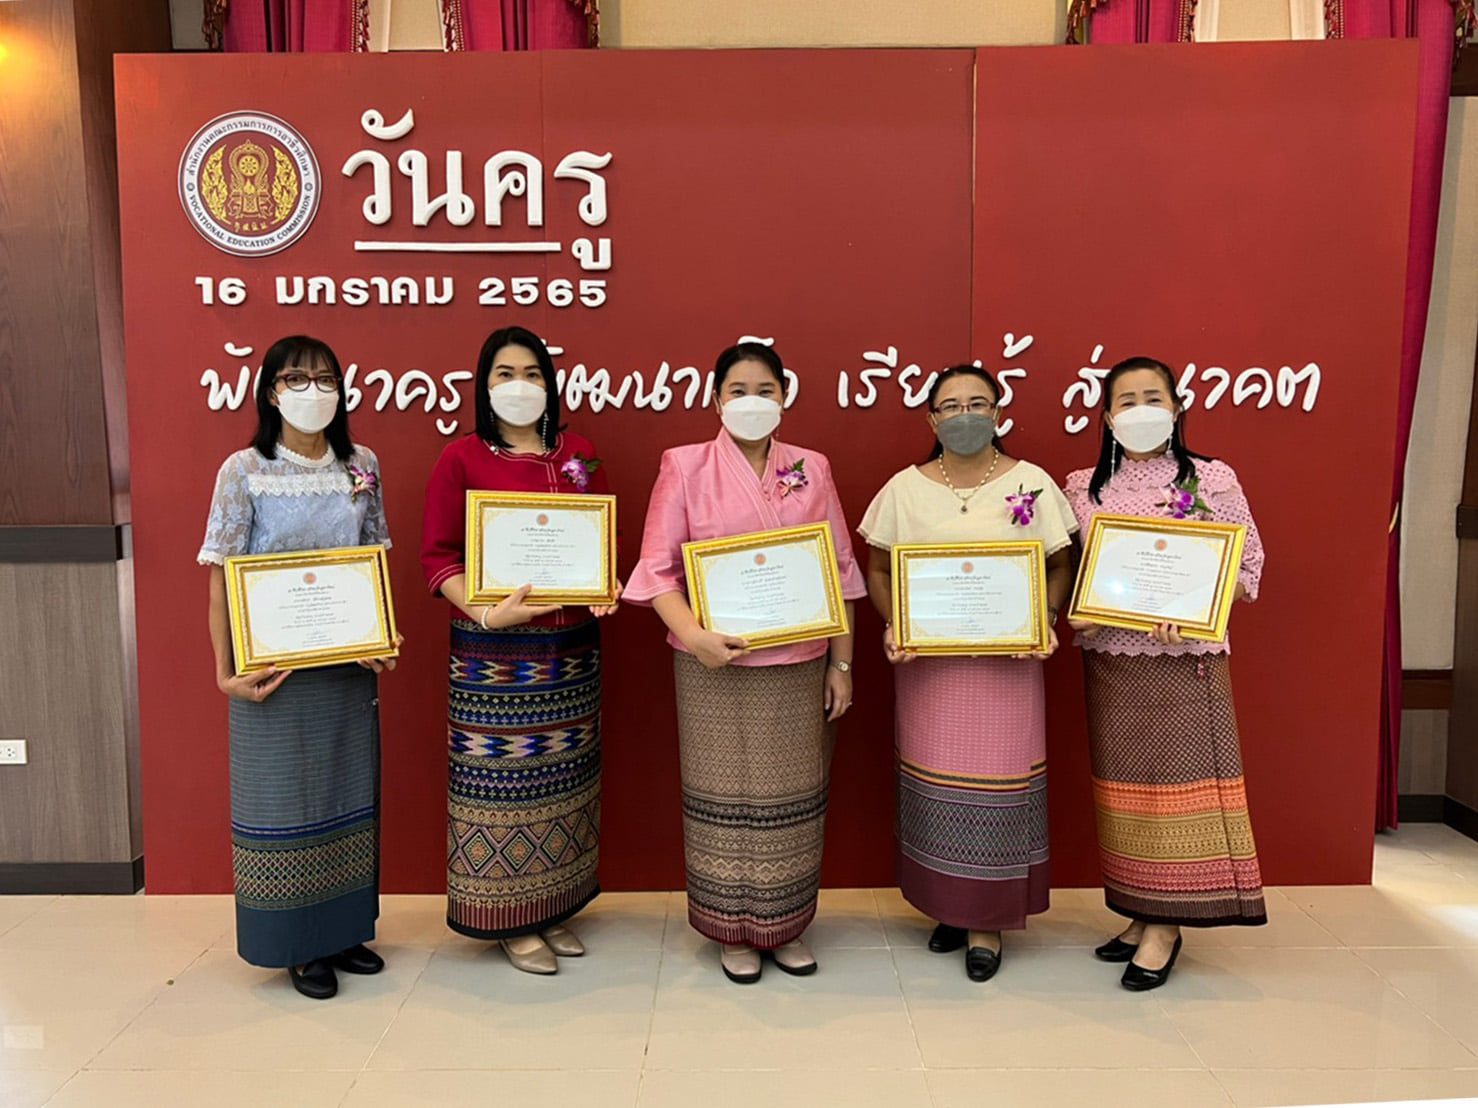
0,0,113,525
73,0,173,525
0,562,136,862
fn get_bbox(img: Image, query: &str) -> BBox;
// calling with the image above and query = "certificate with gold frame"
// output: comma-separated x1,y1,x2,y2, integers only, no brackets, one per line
892,541,1050,656
682,522,850,650
465,491,617,606
1069,514,1247,642
224,545,398,675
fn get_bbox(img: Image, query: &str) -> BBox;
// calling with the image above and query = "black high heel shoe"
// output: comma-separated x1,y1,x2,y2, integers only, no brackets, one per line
928,923,967,954
965,944,1002,982
1121,936,1182,992
1094,935,1140,962
288,959,338,999
332,943,385,975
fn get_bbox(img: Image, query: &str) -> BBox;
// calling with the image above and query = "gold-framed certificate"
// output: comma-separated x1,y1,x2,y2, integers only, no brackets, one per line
224,545,398,675
465,490,617,606
682,522,850,650
891,541,1050,656
1069,514,1247,642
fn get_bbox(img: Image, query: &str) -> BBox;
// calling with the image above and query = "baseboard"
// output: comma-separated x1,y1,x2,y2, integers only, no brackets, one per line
1444,797,1478,843
1398,794,1446,822
0,857,143,894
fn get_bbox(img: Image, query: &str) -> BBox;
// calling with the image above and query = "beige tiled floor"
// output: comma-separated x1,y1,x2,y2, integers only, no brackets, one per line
4,826,1478,1107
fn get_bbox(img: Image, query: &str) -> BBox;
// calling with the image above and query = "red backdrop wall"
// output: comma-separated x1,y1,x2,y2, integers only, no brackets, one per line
115,41,1417,894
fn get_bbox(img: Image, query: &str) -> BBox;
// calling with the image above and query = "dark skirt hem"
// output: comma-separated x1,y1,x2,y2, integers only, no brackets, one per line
446,885,599,941
1106,899,1268,929
688,905,817,951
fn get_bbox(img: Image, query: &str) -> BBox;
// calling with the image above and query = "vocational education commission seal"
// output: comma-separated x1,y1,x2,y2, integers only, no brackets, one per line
178,112,320,256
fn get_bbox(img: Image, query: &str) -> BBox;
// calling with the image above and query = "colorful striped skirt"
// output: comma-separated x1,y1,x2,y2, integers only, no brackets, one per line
445,617,602,940
895,656,1050,932
1084,650,1266,927
228,664,381,968
674,652,830,949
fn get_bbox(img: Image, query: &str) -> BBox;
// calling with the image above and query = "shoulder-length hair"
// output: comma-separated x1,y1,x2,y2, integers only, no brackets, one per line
1087,356,1212,504
473,326,562,452
251,335,353,461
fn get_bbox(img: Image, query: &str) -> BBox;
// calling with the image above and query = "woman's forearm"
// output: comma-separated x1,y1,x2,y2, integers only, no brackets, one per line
208,566,235,684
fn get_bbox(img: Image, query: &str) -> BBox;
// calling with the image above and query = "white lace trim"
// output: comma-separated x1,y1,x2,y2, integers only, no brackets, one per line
247,470,352,498
275,443,337,468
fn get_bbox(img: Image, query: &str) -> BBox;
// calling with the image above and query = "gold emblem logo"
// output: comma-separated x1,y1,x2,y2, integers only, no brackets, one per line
179,112,319,256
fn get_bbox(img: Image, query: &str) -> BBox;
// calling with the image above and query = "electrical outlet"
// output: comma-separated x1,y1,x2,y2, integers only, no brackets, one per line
0,740,27,765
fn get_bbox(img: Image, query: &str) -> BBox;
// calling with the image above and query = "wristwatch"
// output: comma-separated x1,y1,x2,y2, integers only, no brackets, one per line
830,659,852,673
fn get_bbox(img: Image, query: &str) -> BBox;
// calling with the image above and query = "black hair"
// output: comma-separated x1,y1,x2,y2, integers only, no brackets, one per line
1088,356,1212,504
251,335,353,461
474,326,562,453
924,364,1006,462
713,342,787,396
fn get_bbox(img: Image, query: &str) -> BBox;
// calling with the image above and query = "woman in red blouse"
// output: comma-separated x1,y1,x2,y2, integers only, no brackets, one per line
421,326,617,976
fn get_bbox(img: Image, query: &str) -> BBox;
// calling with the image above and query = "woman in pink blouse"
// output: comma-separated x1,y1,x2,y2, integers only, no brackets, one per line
421,326,617,977
1065,356,1267,992
625,342,867,984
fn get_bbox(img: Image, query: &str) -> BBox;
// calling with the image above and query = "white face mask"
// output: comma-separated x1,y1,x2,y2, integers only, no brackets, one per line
1108,405,1175,454
276,387,340,434
721,395,783,442
489,379,547,427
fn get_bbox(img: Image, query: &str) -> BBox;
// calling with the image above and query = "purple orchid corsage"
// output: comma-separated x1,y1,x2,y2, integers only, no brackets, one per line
561,454,602,492
777,458,809,499
1162,477,1212,520
346,463,379,503
1006,484,1043,526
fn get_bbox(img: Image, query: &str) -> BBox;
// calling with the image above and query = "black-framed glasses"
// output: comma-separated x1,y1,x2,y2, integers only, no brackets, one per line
933,399,996,417
277,372,340,394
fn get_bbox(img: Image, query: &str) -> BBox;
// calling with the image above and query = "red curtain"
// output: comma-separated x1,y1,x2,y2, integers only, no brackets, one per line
1067,0,1474,829
207,0,595,52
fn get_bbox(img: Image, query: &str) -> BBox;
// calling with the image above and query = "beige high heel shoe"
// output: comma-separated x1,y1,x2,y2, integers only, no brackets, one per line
772,938,817,976
540,924,585,957
501,933,558,975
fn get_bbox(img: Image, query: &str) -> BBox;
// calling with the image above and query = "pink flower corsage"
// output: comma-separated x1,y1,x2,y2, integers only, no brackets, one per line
1162,476,1212,520
561,454,602,492
1006,484,1042,526
346,464,379,503
777,458,809,498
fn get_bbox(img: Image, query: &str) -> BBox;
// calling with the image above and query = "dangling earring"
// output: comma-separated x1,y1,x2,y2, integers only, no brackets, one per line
1112,438,1121,471
540,412,549,448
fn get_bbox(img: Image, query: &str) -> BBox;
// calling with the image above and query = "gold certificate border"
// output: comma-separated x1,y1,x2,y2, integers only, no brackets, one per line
464,490,618,606
892,540,1049,656
682,522,850,650
1068,513,1247,642
224,544,398,675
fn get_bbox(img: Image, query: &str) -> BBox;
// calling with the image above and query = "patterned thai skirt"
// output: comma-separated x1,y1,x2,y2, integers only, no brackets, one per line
674,652,830,949
1084,650,1267,927
228,664,380,968
446,617,602,940
895,656,1050,932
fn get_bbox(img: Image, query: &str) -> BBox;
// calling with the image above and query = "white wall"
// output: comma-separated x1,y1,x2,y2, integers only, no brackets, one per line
1402,100,1478,670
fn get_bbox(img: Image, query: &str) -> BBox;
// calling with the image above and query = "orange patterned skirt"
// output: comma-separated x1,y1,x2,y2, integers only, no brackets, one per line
1083,651,1266,927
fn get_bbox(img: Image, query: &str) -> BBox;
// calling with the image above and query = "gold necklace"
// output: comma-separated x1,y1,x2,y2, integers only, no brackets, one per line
938,448,999,514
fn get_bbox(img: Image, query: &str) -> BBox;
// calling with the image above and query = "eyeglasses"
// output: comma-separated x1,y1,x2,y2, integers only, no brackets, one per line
277,372,339,393
933,399,996,417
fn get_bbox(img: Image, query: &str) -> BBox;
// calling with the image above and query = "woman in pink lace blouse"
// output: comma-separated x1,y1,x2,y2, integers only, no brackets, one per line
1064,356,1268,993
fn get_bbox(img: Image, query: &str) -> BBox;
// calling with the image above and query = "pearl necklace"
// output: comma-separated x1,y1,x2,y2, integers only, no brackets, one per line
938,448,1000,513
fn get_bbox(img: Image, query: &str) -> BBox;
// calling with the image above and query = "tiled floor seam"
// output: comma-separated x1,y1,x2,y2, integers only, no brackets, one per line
1346,946,1478,1062
357,952,434,1076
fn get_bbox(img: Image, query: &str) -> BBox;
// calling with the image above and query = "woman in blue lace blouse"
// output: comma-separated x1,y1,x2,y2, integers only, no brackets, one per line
198,335,399,1000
